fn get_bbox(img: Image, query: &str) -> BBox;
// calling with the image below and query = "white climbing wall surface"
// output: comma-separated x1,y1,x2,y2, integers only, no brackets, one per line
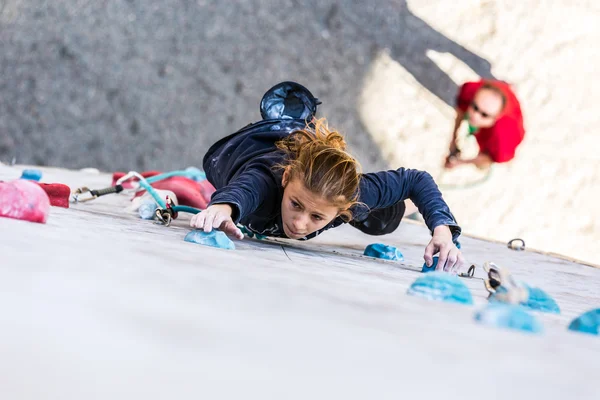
1,164,599,399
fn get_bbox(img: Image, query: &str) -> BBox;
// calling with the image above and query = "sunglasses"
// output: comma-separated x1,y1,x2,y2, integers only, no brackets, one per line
470,101,496,119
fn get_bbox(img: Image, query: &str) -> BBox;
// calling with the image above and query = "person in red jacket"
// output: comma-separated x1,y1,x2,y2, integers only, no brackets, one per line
445,80,525,169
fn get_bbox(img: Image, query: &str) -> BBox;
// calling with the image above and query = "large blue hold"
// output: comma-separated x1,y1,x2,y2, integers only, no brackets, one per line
475,304,544,334
568,308,600,335
407,272,473,305
20,169,42,181
490,284,561,314
184,229,235,250
363,243,404,261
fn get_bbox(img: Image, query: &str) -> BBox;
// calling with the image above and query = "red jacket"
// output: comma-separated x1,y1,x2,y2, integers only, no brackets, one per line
456,80,525,163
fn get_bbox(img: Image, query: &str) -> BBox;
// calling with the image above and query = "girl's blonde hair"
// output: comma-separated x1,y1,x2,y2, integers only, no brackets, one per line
276,118,361,221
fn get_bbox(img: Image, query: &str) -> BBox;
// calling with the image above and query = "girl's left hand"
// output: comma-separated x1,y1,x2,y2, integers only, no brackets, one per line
424,225,464,273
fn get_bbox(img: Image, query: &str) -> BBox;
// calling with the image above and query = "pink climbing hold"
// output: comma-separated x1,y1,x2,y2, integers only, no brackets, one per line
0,180,51,224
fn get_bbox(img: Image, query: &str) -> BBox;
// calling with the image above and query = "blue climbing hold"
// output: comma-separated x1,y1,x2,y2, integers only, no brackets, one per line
490,284,561,314
364,243,404,261
407,272,473,305
422,256,439,273
521,285,561,314
568,308,600,335
20,169,42,181
138,200,156,220
184,229,235,250
475,303,544,334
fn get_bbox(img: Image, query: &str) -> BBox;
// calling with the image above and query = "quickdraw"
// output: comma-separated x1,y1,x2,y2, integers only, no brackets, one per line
482,261,528,303
71,169,206,226
71,184,124,203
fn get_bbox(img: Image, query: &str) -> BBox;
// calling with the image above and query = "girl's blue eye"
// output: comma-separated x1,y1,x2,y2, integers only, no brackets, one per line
291,201,301,209
312,214,323,221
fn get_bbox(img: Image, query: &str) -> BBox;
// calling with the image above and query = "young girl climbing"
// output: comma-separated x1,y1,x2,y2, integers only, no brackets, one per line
191,82,464,272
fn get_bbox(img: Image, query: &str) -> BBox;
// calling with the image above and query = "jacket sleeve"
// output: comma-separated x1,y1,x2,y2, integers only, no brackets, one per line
358,168,461,240
208,163,277,223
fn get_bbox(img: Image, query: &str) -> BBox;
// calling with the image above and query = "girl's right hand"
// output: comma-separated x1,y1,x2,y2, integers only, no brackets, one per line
190,204,244,240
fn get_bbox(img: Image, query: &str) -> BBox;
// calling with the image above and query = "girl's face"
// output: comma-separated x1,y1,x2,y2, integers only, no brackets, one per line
281,175,343,239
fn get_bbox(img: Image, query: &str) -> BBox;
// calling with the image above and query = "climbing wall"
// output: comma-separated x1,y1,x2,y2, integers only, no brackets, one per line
1,164,599,398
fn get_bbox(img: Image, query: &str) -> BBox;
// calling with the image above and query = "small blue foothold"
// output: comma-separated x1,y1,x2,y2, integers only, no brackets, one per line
475,303,544,334
363,243,404,261
407,272,473,305
568,308,600,335
184,229,235,250
422,256,439,273
20,169,42,181
138,201,156,220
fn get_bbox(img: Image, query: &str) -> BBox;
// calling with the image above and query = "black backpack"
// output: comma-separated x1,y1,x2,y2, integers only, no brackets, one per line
260,81,321,120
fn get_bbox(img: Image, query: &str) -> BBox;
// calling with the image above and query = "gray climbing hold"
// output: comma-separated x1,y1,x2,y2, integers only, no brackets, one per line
20,169,42,181
407,272,473,305
568,308,600,335
184,229,235,250
363,243,404,261
475,303,543,334
421,256,439,273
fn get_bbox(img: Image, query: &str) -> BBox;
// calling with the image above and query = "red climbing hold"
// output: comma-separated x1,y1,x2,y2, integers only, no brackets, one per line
35,182,71,208
133,177,215,209
0,180,51,223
